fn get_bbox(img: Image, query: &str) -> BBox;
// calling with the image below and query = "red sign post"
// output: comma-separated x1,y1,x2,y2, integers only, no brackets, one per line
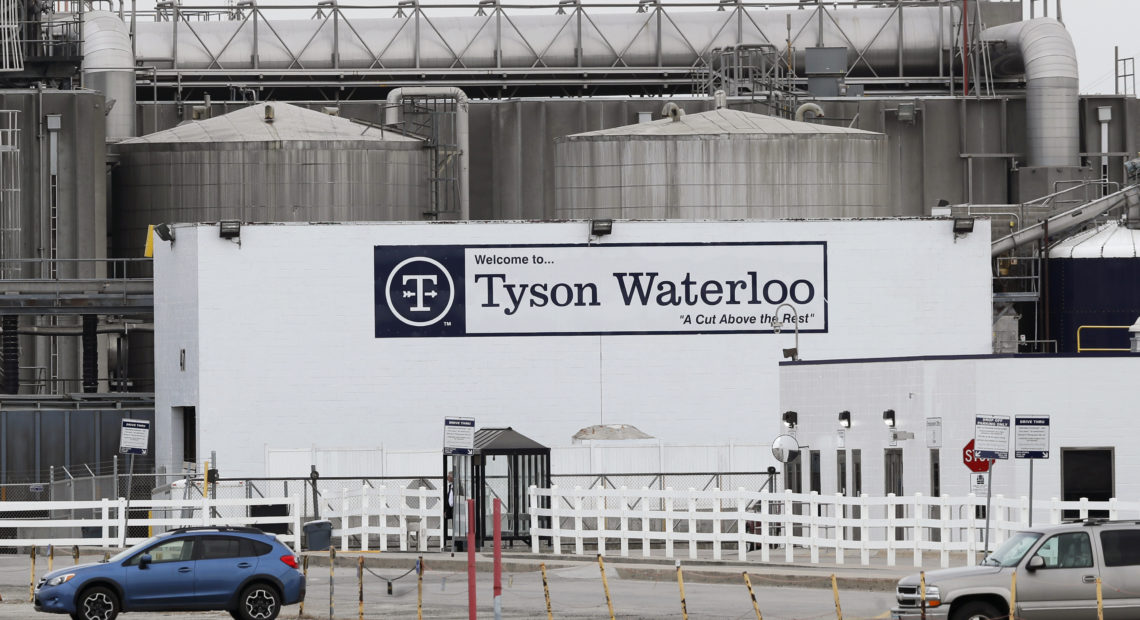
963,439,991,473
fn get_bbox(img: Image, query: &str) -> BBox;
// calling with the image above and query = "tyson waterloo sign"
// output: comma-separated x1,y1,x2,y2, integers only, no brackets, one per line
374,242,828,337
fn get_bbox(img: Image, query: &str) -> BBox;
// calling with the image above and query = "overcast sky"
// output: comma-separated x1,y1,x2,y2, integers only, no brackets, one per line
1058,0,1138,94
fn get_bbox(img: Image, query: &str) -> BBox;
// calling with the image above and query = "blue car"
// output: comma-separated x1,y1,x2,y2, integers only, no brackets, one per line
34,526,305,620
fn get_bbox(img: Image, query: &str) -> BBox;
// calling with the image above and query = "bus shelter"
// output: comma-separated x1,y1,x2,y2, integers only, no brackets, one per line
443,427,550,550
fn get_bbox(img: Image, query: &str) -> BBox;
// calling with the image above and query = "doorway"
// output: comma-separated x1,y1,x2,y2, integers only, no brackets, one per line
885,449,904,540
1061,448,1114,519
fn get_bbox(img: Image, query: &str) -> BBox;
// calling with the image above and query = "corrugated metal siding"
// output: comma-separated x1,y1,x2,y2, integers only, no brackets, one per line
555,132,889,219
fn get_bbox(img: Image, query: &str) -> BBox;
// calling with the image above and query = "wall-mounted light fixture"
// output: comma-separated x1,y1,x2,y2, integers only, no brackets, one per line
953,217,975,236
782,410,798,429
838,410,851,428
219,220,241,240
882,409,896,428
590,219,613,237
154,223,175,242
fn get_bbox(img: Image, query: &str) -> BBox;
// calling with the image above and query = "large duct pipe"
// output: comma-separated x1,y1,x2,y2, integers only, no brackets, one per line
83,10,136,141
981,18,1079,167
385,87,469,221
134,6,964,75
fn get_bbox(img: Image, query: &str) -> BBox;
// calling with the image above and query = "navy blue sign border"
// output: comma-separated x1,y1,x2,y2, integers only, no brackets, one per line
375,241,828,338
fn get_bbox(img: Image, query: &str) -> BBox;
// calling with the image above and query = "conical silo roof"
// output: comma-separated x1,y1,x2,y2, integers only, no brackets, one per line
120,102,418,144
562,108,879,139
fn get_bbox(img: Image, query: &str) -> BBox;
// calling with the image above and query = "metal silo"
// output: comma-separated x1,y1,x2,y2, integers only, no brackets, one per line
1048,220,1140,353
112,102,428,260
111,102,428,391
554,107,889,219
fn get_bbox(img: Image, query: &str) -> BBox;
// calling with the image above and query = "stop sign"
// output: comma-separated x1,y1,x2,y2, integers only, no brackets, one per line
963,439,991,473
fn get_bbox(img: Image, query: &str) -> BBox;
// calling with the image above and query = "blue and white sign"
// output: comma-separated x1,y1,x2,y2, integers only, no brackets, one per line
1015,416,1050,459
974,415,1010,460
444,417,476,455
119,419,150,456
375,242,828,338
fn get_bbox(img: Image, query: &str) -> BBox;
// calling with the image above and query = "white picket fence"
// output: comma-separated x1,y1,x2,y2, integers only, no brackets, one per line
0,495,302,550
323,484,445,552
528,486,1135,568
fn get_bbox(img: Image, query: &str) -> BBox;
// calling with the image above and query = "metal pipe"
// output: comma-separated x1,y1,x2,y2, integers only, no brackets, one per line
132,5,963,75
990,186,1140,257
82,11,136,141
981,18,1079,167
794,102,824,122
385,87,470,221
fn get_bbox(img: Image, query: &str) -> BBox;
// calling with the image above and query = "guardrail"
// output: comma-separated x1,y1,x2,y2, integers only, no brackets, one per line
0,495,301,551
528,486,1132,568
1076,325,1131,353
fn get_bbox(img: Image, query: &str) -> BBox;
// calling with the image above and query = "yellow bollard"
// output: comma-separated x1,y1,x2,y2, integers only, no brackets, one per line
28,546,36,603
831,574,843,620
1097,577,1105,620
357,556,364,620
72,545,79,566
1010,571,1017,618
48,545,53,574
920,571,926,620
541,562,553,620
299,555,308,617
329,547,336,619
676,564,689,620
417,556,424,620
597,554,615,620
742,573,763,620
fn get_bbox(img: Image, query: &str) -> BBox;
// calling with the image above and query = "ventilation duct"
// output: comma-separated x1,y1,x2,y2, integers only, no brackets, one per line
83,11,136,141
981,18,1079,167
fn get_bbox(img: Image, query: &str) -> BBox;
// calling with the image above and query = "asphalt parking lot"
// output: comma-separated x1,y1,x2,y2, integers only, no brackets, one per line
0,551,898,619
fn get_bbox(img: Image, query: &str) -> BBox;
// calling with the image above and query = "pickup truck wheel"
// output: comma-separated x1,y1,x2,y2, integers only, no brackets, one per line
951,600,1001,620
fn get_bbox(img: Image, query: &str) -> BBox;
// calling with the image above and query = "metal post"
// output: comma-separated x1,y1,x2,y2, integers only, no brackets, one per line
120,453,135,548
451,460,458,555
983,463,993,555
1028,460,1034,527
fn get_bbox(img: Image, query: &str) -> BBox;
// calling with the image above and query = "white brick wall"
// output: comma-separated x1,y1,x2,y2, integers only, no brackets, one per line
780,356,1140,509
154,220,992,477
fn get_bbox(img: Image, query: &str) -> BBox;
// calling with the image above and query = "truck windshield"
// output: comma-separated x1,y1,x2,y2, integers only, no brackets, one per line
982,532,1042,566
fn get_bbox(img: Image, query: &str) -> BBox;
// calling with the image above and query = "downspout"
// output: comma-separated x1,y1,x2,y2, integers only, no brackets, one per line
981,18,1078,167
82,11,136,141
385,87,469,221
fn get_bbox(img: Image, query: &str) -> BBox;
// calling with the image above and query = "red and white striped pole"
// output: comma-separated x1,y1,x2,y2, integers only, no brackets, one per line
493,498,503,620
467,499,477,620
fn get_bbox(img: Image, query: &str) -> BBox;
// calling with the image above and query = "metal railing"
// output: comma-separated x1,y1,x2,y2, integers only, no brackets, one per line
0,257,153,281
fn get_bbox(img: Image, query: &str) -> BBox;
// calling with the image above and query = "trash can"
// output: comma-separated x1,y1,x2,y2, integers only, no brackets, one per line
303,519,332,551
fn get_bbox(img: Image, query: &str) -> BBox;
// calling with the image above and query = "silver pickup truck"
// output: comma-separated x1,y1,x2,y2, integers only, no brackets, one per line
891,519,1140,620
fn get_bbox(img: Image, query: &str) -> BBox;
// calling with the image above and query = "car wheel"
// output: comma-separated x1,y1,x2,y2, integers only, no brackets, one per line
72,586,119,620
951,600,1002,620
236,583,281,620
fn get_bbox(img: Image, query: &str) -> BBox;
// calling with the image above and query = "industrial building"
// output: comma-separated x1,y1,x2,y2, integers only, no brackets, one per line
0,0,1137,509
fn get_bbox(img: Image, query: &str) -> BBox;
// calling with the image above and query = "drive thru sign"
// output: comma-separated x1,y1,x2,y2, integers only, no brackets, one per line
963,439,991,473
119,419,150,455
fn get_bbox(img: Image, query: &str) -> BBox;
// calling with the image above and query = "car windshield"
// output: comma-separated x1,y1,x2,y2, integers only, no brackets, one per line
982,531,1042,566
104,535,164,563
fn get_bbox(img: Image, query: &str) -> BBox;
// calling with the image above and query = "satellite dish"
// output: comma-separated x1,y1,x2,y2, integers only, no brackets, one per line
772,434,801,463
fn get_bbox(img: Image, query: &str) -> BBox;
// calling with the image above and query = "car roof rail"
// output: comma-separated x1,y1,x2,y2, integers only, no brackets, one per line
167,526,268,535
